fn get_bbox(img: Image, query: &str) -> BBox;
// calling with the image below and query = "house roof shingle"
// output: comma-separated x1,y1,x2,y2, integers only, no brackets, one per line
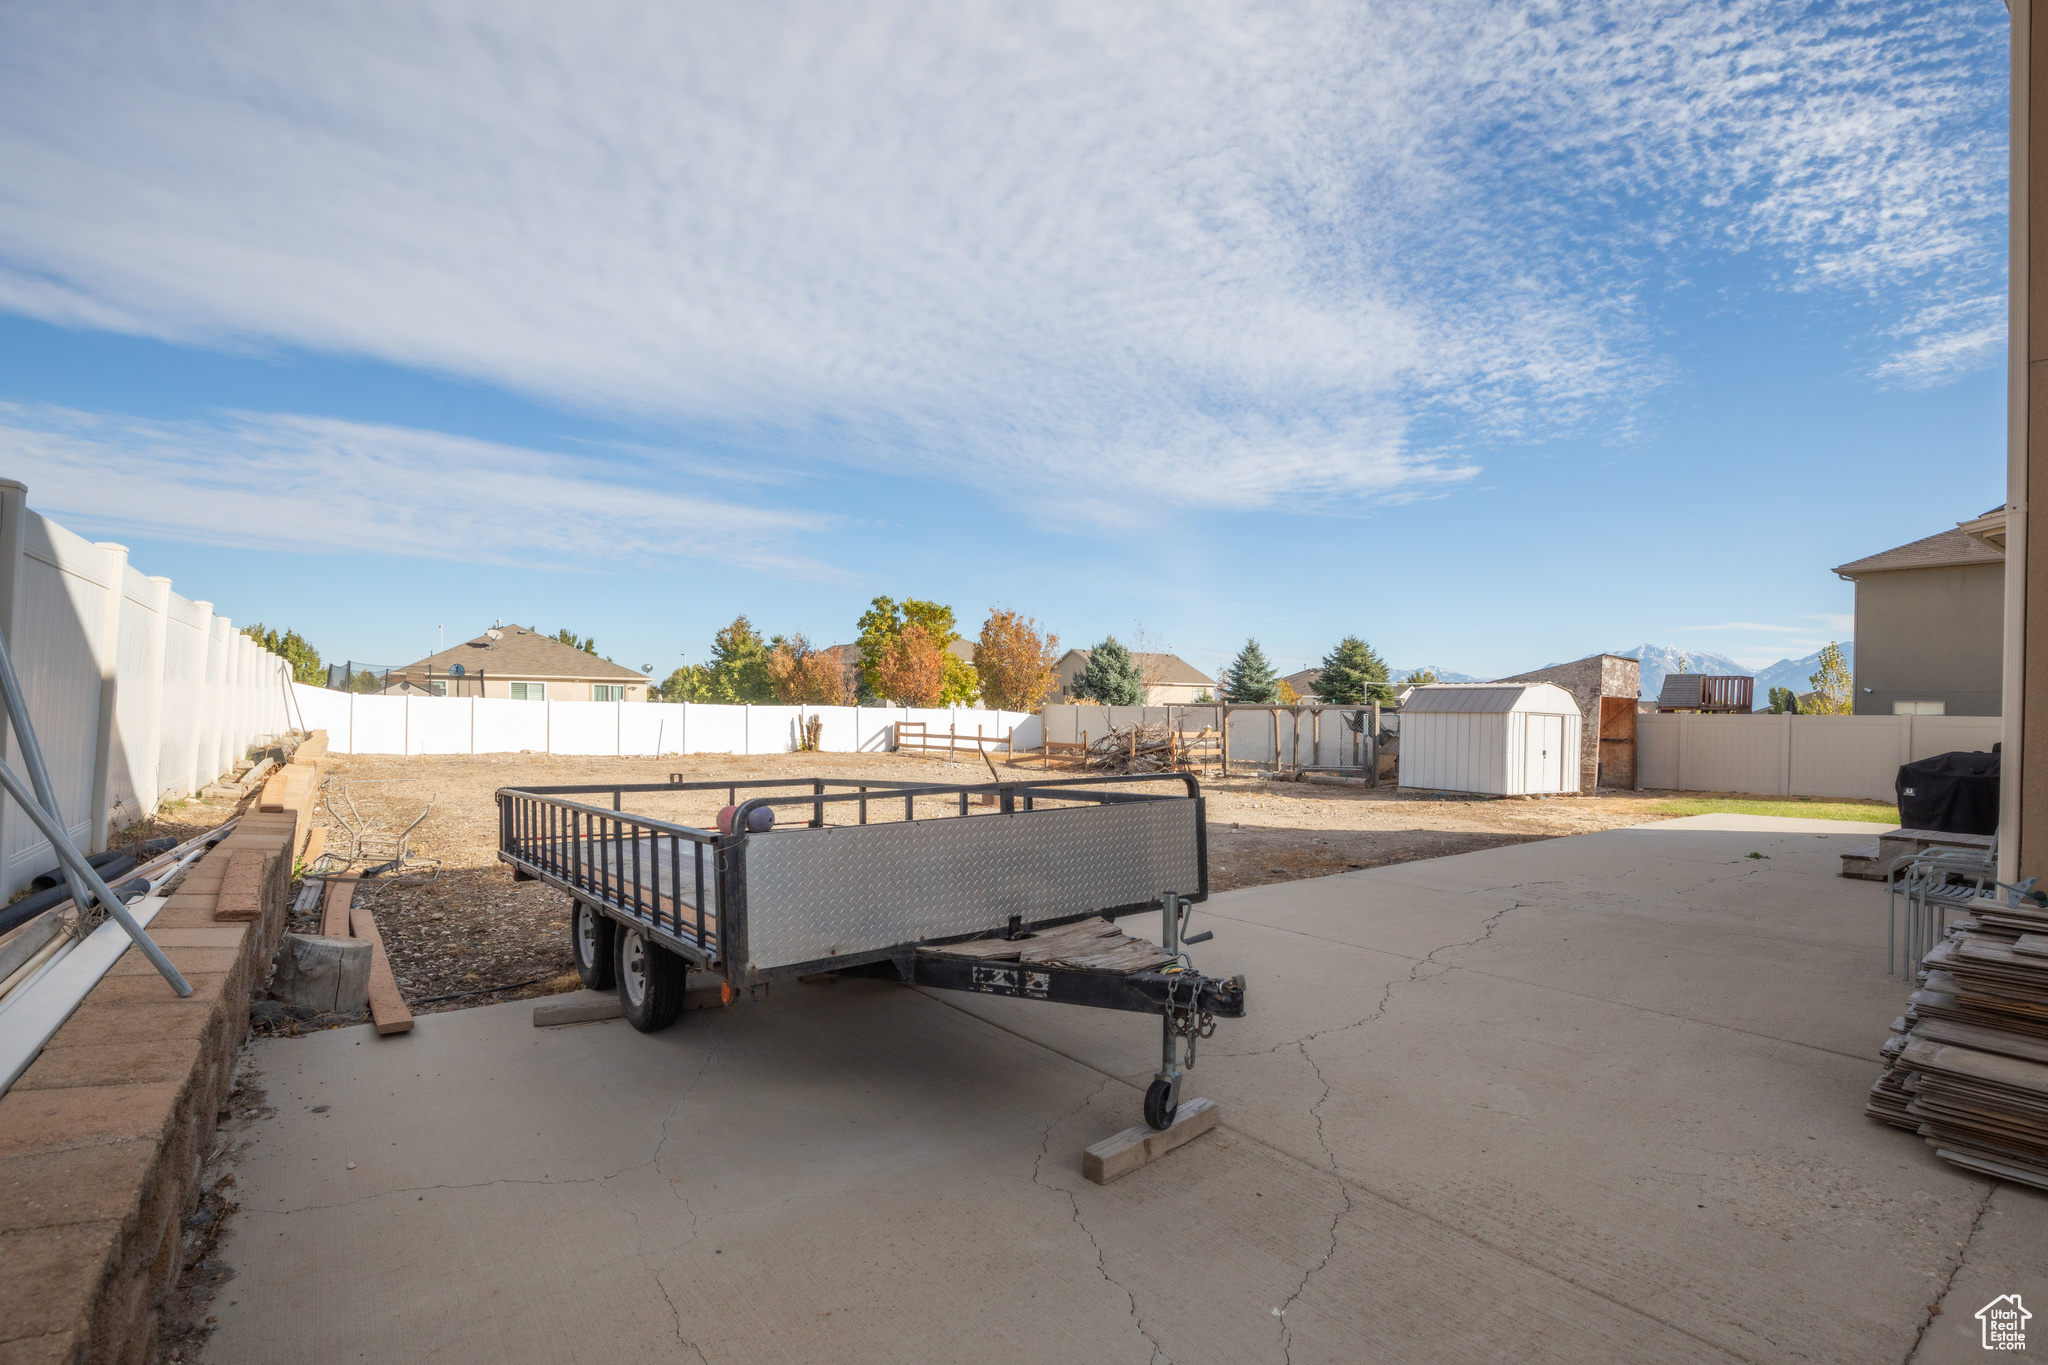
395,626,646,681
1057,648,1214,687
1834,528,2004,577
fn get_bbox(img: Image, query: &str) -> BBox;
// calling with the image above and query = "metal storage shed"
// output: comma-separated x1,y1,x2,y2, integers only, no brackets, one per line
1398,683,1584,796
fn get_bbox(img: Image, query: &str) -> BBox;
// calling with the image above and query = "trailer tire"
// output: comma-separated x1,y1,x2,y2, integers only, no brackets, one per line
572,901,615,991
616,925,686,1032
1144,1078,1177,1130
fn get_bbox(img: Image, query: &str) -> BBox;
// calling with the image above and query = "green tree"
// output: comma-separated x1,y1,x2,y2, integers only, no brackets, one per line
1807,643,1852,716
348,668,382,694
1224,639,1280,704
653,664,713,702
856,595,977,704
552,628,596,654
1315,636,1395,705
705,617,775,703
241,623,325,685
1766,686,1800,714
1398,668,1438,689
1074,636,1144,705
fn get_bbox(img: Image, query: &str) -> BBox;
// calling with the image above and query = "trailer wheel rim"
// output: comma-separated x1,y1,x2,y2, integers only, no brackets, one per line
576,905,599,968
621,930,648,1007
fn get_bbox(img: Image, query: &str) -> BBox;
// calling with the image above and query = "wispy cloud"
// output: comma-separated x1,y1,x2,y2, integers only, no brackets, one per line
0,1,2007,514
1,404,827,573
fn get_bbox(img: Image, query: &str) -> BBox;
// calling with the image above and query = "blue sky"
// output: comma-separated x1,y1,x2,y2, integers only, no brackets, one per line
0,1,2011,684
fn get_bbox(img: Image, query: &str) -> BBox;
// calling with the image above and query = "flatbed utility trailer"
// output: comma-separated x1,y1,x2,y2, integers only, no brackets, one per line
496,772,1245,1128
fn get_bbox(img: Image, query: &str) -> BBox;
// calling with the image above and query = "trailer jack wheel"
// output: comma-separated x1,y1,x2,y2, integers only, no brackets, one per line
1144,1077,1178,1131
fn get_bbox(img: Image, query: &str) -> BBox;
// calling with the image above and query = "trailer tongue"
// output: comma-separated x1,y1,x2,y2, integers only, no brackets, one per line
496,772,1245,1129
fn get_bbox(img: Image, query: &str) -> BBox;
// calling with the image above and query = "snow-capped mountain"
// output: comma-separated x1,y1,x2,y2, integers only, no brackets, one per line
1604,643,1853,707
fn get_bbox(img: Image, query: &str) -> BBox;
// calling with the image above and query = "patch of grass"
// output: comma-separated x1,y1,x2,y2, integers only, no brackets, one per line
1650,796,1898,824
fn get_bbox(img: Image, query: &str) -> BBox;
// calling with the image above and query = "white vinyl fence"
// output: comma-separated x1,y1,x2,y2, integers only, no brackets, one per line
1636,711,2003,802
0,481,292,899
291,684,1042,758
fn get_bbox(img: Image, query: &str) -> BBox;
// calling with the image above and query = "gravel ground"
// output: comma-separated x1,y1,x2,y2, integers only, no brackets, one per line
168,749,1709,1017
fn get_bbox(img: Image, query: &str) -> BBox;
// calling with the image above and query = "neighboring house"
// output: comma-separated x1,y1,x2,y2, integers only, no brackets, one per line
1052,649,1215,705
1281,668,1322,701
389,625,650,701
1833,510,2004,717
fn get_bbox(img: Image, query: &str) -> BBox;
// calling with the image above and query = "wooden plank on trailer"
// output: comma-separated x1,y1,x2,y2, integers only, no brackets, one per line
350,901,415,1034
321,872,359,938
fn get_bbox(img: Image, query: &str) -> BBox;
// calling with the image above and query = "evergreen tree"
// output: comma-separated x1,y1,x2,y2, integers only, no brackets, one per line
1767,686,1800,715
1075,636,1144,705
1224,638,1280,704
1398,668,1438,689
552,628,597,654
1316,636,1394,705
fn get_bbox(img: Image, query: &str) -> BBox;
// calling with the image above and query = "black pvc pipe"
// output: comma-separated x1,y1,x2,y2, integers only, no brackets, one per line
0,876,150,939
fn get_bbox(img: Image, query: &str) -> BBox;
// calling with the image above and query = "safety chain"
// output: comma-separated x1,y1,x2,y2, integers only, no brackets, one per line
1161,969,1218,1067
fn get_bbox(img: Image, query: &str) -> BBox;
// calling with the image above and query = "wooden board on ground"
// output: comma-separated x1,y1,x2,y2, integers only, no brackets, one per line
1083,1098,1219,1184
534,992,623,1027
321,873,359,938
349,901,414,1035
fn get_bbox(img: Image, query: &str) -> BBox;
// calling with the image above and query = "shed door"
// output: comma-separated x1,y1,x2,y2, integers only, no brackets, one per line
1524,716,1564,793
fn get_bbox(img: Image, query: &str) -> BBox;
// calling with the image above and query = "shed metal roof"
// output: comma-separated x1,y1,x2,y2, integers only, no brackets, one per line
1401,682,1580,715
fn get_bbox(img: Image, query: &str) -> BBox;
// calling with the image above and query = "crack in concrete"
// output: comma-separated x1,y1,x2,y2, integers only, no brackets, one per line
1271,900,1518,1362
1029,1077,1168,1364
244,1172,608,1215
1905,1181,1997,1364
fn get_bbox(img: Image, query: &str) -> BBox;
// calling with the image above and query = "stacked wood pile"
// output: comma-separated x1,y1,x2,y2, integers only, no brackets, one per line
1869,895,2048,1189
1083,722,1184,775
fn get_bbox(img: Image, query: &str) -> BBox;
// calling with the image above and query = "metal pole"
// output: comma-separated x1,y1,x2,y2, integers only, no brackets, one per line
1368,702,1381,787
0,628,95,915
1157,891,1182,1116
0,759,191,995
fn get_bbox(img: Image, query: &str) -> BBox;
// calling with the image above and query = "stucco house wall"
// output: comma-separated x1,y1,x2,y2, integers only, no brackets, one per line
1849,561,2003,716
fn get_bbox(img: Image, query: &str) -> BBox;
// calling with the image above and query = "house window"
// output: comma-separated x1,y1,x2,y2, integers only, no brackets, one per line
429,680,447,697
1893,700,1945,716
510,682,546,701
593,684,625,702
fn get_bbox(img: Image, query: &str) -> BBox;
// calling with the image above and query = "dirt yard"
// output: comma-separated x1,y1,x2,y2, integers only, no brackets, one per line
160,751,1716,1017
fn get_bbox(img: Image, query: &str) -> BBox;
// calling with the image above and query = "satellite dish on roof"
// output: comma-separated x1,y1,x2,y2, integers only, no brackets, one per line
485,629,504,641
641,664,653,674
451,664,466,676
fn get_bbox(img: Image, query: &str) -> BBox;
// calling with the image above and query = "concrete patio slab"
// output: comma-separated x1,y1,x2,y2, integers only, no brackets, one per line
201,815,2045,1364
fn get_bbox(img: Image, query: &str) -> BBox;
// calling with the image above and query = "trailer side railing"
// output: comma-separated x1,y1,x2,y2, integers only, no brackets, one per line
496,773,1205,979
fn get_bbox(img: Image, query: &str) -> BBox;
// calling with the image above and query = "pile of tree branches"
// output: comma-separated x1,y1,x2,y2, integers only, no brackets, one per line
1084,721,1184,775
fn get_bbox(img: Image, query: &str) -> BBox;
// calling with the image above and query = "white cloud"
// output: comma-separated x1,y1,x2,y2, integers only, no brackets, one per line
0,1,2007,514
1,404,826,573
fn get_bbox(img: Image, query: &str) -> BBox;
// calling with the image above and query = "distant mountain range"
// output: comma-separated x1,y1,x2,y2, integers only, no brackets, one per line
1602,642,1854,708
1387,644,1853,709
1389,665,1483,685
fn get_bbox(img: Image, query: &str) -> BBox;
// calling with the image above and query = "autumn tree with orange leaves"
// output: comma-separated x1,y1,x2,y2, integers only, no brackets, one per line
872,624,948,707
972,609,1059,711
767,633,855,706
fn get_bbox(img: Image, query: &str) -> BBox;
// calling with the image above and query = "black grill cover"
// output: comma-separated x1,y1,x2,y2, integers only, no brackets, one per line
1895,749,2000,835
